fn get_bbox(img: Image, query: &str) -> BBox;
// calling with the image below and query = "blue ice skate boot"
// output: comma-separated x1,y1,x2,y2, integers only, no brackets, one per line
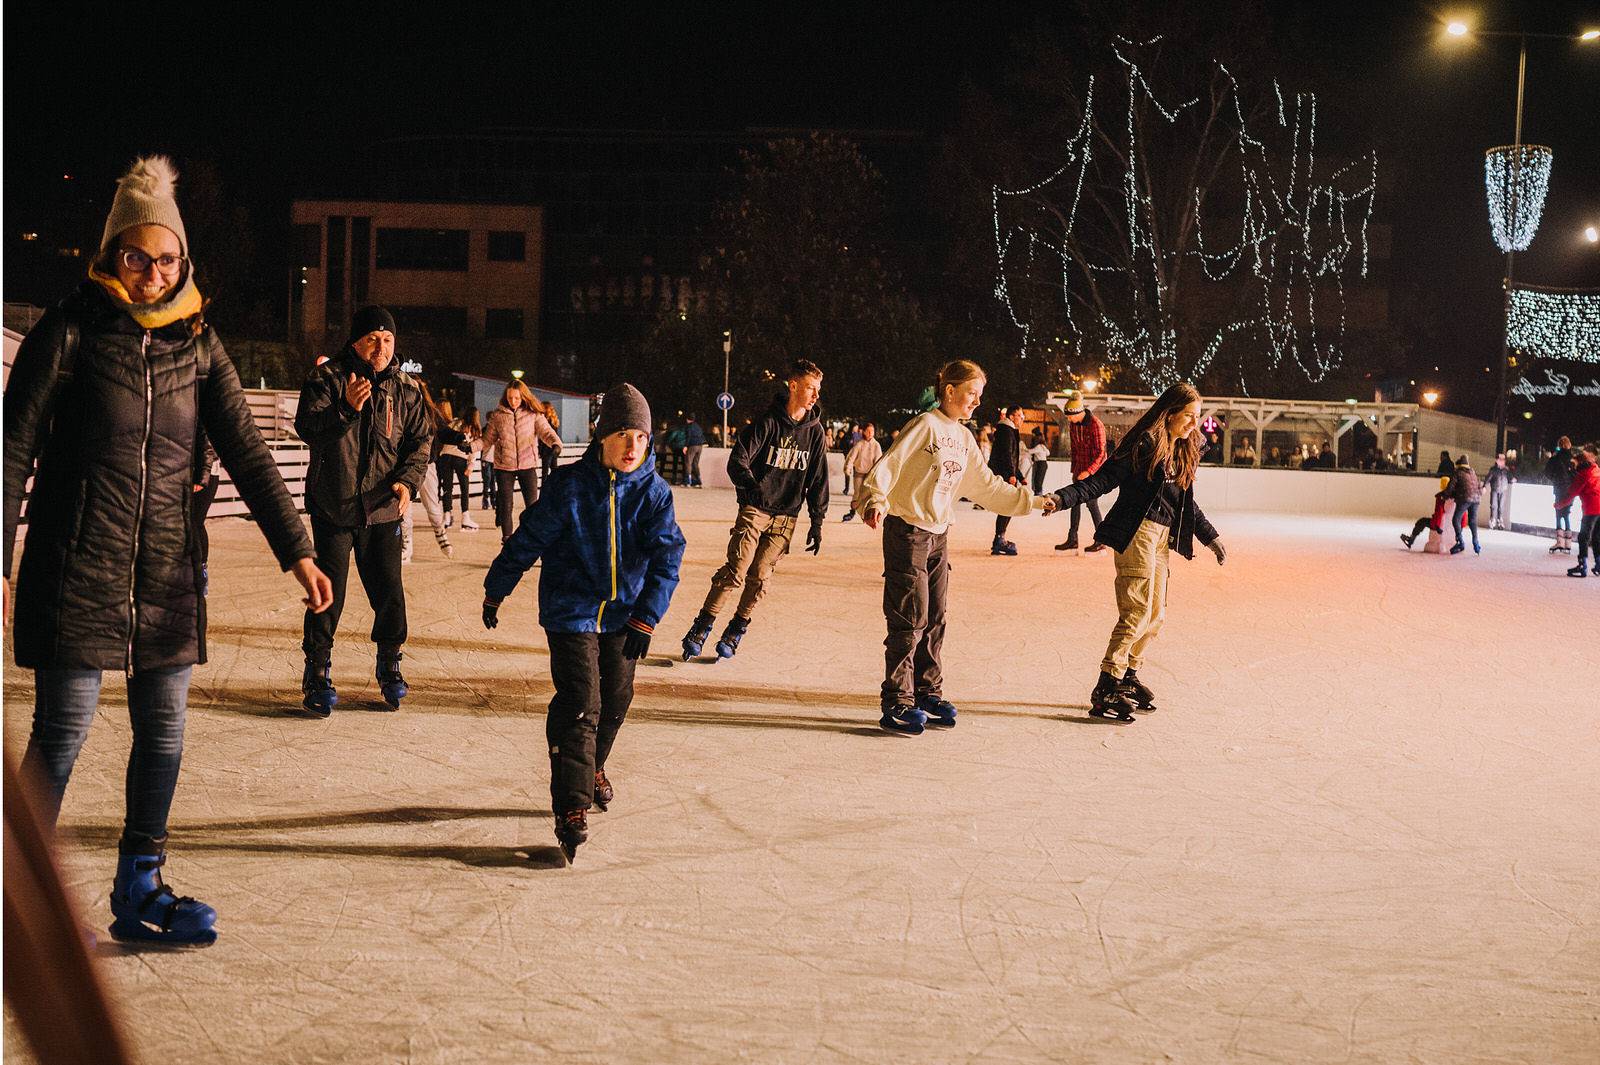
916,694,958,728
108,848,217,948
301,657,337,717
714,616,749,659
879,703,928,736
376,646,407,709
682,612,715,661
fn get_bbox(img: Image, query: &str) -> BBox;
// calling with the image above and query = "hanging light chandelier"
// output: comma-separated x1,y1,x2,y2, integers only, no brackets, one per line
1484,144,1553,252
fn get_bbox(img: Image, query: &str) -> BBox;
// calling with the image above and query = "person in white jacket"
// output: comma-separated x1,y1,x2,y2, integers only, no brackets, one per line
855,359,1055,735
840,422,884,521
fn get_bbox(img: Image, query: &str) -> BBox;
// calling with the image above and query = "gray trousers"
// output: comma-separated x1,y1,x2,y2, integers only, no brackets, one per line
880,516,949,710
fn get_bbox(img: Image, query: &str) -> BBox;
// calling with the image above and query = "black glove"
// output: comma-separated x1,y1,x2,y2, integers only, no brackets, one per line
482,597,501,629
622,619,653,660
805,521,822,555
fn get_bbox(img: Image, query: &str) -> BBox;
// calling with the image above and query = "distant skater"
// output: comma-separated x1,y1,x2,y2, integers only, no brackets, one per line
1049,383,1226,723
855,359,1055,735
1555,443,1599,578
679,359,830,661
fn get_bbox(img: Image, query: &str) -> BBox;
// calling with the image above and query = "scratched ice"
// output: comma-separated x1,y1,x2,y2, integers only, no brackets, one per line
5,489,1595,1064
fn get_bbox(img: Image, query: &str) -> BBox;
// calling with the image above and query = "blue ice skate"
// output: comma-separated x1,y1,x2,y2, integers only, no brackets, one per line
714,616,749,659
879,704,927,736
301,658,337,717
376,647,407,709
682,613,715,661
916,694,958,728
108,851,217,948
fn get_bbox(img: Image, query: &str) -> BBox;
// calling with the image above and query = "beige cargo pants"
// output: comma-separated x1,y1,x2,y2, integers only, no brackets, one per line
700,505,797,620
1100,518,1170,679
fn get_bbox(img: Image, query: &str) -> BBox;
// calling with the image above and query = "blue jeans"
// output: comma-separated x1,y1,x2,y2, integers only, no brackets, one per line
1454,501,1480,549
23,667,193,855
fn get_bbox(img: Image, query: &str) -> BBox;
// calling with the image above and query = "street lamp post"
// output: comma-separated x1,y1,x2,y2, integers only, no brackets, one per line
1447,21,1598,453
722,330,732,446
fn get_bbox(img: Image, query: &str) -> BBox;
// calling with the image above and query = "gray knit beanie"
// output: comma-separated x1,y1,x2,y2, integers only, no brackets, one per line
595,383,653,439
100,156,189,257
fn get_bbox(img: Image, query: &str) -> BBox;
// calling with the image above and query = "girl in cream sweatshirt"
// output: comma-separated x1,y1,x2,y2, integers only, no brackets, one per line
854,359,1054,735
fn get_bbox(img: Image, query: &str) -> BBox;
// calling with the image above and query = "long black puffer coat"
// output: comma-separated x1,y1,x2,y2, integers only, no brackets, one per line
3,282,313,672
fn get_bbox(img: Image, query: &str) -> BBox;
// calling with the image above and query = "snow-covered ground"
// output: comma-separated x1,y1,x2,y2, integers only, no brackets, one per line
5,488,1595,1064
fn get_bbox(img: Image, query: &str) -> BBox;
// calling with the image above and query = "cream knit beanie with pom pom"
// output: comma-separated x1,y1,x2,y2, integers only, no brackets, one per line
99,155,188,257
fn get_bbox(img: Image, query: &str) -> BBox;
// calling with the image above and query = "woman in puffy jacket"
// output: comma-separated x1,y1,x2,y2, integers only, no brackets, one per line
481,380,562,541
2,156,333,947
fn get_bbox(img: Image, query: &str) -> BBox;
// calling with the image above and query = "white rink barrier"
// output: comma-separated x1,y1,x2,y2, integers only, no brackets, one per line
685,448,1568,533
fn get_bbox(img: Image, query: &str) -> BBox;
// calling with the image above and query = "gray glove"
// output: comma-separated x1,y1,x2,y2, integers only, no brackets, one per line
1208,540,1226,566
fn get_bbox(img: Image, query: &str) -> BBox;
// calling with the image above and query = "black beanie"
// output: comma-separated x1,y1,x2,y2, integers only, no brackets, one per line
595,383,652,440
346,305,396,347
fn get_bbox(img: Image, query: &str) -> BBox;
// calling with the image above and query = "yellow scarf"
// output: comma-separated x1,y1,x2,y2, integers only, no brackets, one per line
89,265,204,329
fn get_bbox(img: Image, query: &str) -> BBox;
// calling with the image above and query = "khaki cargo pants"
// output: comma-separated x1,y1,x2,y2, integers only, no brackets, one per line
700,505,797,620
1100,518,1170,679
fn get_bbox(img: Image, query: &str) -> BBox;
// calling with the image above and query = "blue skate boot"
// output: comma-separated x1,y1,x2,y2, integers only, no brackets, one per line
376,646,407,710
301,657,337,717
682,612,715,661
880,703,928,736
714,616,749,659
916,694,958,728
108,847,217,948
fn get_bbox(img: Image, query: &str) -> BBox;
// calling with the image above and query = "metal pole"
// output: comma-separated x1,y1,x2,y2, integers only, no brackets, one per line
722,332,731,446
1495,37,1527,455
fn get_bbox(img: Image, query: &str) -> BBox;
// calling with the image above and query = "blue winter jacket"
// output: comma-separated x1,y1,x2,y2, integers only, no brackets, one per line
484,444,685,634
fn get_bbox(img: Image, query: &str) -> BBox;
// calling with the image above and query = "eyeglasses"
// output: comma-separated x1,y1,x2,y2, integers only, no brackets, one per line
118,247,186,274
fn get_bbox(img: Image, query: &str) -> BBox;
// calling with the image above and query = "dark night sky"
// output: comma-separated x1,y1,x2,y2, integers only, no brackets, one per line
5,0,1598,418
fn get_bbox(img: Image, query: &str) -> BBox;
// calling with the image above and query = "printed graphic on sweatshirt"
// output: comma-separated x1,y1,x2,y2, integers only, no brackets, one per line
765,433,811,471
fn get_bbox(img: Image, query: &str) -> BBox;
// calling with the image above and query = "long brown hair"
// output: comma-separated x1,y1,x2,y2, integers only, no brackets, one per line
501,381,538,412
936,359,986,404
417,381,447,432
1113,382,1203,490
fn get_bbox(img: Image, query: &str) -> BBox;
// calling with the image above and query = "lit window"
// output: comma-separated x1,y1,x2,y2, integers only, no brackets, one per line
21,232,38,241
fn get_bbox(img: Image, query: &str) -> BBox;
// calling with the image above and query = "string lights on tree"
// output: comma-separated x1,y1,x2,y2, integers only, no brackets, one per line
1484,145,1553,252
1508,286,1600,363
991,36,1378,394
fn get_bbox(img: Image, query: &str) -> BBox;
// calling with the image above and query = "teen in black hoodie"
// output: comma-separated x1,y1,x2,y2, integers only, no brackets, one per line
680,359,830,659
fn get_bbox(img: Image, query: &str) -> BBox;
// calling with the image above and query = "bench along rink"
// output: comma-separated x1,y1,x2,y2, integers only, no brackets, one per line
4,488,1594,1064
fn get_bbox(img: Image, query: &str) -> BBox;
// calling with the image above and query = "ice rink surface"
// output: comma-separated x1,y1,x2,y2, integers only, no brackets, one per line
5,487,1596,1064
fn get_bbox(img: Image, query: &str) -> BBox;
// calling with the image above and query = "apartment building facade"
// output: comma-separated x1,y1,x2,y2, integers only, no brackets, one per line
289,200,543,378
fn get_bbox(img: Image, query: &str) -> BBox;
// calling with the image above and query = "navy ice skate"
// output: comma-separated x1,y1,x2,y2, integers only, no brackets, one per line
682,613,715,661
376,647,407,709
916,694,958,728
301,658,337,717
1118,669,1158,712
108,850,217,948
555,808,589,864
1088,672,1136,723
879,703,927,736
714,616,749,659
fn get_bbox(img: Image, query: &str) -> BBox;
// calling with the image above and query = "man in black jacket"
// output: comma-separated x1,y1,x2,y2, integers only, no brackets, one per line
295,306,433,715
988,405,1026,555
680,359,830,660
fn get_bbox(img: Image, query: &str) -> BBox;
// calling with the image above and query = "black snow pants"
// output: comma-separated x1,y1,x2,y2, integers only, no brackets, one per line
545,631,637,814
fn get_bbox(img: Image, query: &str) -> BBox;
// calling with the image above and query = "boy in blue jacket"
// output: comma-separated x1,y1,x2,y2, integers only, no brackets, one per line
483,383,685,862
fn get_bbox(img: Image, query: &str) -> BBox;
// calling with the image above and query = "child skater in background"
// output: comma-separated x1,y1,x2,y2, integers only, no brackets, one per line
855,359,1056,736
1049,382,1226,723
482,384,685,863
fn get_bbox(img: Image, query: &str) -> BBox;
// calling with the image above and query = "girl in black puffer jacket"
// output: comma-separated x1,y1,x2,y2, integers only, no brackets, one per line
1050,382,1227,721
2,156,332,947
